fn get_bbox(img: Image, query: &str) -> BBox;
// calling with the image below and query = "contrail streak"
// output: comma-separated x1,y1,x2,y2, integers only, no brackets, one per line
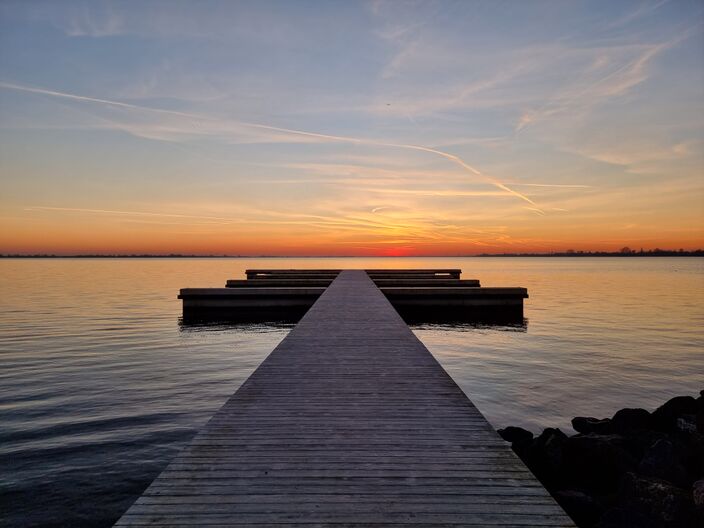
525,207,546,216
503,182,591,188
24,205,411,232
0,81,201,119
377,142,539,207
365,188,505,197
3,81,541,210
24,206,237,222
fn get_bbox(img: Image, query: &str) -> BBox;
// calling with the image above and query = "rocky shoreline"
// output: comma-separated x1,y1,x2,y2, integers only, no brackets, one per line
498,391,704,527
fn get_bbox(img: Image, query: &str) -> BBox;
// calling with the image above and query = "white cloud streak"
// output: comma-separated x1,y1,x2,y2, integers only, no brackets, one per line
1,81,542,211
515,27,698,133
24,206,241,224
0,81,199,119
503,182,592,188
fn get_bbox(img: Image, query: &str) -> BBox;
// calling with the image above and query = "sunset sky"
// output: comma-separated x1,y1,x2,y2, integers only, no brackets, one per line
1,0,702,256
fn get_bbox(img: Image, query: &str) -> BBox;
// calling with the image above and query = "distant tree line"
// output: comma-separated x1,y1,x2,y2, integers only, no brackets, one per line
477,248,704,257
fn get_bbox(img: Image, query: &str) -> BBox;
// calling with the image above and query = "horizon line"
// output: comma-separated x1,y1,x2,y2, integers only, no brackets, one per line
2,249,703,259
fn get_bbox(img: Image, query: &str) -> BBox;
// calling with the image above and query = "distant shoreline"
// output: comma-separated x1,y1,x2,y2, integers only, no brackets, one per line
1,250,702,259
476,250,704,257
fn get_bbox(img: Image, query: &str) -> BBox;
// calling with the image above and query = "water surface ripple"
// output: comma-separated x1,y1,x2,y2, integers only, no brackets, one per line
1,257,702,526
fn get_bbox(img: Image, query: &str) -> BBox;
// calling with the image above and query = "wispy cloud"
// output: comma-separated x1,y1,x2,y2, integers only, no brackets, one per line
1,81,542,210
515,29,694,133
606,0,671,30
0,81,200,118
24,206,238,224
564,139,702,173
64,5,125,37
363,188,508,197
503,182,592,188
23,204,472,241
525,207,547,216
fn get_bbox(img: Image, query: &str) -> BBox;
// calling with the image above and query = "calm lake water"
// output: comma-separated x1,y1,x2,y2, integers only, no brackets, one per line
1,257,703,527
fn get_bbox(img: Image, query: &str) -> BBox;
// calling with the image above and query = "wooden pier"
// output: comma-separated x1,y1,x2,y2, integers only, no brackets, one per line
180,268,527,323
116,270,572,527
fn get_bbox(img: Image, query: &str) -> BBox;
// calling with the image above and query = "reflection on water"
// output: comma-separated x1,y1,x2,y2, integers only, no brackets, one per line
411,320,528,332
1,318,289,528
1,257,703,526
178,320,295,332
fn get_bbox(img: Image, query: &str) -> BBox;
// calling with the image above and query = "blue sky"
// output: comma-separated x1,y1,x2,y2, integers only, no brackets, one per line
0,0,702,254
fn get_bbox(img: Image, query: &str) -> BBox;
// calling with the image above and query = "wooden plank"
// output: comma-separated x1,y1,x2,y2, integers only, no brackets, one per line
381,287,527,297
247,274,340,280
134,494,559,504
367,269,461,279
245,270,341,280
373,279,479,287
226,279,335,287
226,279,481,288
246,269,343,273
245,269,462,280
244,269,461,274
365,269,461,273
122,503,567,514
115,271,572,527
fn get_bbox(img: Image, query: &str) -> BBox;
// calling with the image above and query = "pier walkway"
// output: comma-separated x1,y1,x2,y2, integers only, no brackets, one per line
116,270,572,527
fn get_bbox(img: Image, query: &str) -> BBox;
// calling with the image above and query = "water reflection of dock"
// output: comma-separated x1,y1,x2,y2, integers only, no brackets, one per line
116,270,571,526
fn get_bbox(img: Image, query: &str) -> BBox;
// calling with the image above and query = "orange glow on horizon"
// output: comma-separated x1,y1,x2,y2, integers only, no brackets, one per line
1,212,702,257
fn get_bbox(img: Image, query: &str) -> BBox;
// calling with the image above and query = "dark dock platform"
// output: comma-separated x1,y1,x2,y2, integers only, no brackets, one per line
180,268,527,323
116,271,572,527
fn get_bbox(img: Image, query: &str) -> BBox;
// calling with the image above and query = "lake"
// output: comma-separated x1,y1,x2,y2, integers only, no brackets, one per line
1,257,702,526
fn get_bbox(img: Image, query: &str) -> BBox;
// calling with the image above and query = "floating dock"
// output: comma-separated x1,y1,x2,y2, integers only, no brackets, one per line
180,268,527,323
116,270,571,526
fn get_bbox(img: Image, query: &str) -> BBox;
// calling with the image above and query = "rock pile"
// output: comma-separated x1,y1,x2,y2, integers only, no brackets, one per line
498,391,704,527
